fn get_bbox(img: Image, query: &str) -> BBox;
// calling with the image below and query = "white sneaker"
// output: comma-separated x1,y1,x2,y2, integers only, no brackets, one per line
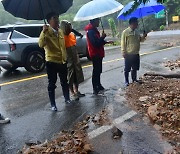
51,106,57,111
0,115,10,124
65,100,73,104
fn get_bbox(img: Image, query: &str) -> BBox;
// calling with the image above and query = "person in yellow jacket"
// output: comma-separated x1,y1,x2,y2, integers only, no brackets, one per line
60,20,85,101
121,17,147,87
39,12,72,111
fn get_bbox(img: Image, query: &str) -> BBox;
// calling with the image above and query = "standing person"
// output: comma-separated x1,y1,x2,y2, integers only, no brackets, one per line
39,12,71,111
60,20,85,101
121,17,147,87
85,18,113,95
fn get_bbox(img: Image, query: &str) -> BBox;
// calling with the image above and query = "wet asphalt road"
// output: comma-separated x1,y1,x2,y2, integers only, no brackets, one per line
0,33,180,154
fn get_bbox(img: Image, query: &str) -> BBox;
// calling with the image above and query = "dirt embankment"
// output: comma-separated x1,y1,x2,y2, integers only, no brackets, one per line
126,58,180,153
167,23,180,30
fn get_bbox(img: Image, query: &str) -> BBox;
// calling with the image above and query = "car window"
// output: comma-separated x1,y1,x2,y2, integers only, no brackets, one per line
11,30,29,39
14,26,42,37
0,32,10,40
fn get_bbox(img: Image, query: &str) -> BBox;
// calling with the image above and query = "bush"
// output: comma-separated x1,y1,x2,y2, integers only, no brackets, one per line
108,18,117,37
160,25,165,31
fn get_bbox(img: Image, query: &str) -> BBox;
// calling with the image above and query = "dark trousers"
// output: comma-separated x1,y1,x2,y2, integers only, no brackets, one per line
92,57,103,91
46,62,70,107
124,54,140,83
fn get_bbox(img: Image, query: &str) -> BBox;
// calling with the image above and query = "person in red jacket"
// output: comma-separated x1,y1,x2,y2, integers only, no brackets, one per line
85,18,112,95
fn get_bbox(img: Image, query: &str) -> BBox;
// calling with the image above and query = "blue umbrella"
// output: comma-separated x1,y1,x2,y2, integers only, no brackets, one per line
117,0,165,20
117,0,165,32
74,0,123,21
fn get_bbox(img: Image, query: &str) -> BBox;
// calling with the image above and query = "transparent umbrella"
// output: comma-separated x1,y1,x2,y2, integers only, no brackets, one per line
74,0,124,31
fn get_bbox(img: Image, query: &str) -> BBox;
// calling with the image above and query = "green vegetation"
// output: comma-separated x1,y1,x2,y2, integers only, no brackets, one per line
0,0,179,32
108,18,117,37
160,25,165,31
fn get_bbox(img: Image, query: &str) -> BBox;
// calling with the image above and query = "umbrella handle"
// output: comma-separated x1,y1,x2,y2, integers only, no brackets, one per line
100,18,104,32
39,0,47,24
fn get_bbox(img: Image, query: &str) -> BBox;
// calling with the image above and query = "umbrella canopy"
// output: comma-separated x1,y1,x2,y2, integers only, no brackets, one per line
117,0,165,20
2,0,73,20
74,0,124,21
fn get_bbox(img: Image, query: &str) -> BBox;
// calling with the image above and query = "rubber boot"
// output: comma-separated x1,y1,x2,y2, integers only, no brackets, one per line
48,90,56,107
124,71,129,86
131,70,137,82
62,86,70,101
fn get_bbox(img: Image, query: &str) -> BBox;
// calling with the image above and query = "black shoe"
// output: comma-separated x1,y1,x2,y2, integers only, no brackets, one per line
133,80,143,84
77,91,85,97
98,85,105,91
93,89,100,95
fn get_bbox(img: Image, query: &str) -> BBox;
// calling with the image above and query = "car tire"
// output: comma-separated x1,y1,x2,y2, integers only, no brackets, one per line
25,51,45,73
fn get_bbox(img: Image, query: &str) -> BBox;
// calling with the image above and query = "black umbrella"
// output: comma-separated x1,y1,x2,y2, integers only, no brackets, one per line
2,0,73,23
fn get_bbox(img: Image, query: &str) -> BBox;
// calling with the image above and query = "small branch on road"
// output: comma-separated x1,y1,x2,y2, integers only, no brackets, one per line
144,72,180,78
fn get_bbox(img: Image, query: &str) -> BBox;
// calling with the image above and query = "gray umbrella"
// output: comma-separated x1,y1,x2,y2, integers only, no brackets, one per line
2,0,73,23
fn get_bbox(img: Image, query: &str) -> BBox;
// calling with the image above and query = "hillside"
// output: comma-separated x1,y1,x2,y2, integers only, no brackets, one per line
0,0,179,31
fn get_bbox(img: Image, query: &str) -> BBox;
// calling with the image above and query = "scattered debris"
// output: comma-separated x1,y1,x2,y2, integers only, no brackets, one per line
126,74,180,152
144,72,180,78
20,109,111,153
112,126,123,139
147,104,159,121
164,59,180,71
25,141,42,147
139,96,149,102
20,129,92,154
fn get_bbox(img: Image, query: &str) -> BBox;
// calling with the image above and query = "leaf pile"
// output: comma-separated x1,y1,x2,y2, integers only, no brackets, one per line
20,129,92,154
126,75,180,152
20,109,110,154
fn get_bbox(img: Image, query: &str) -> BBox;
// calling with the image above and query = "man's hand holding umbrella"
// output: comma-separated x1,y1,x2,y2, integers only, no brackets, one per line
43,25,49,33
140,32,148,42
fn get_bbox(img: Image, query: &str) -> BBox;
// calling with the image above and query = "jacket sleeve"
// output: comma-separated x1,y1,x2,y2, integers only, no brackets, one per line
38,31,47,48
87,30,106,47
121,31,127,54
